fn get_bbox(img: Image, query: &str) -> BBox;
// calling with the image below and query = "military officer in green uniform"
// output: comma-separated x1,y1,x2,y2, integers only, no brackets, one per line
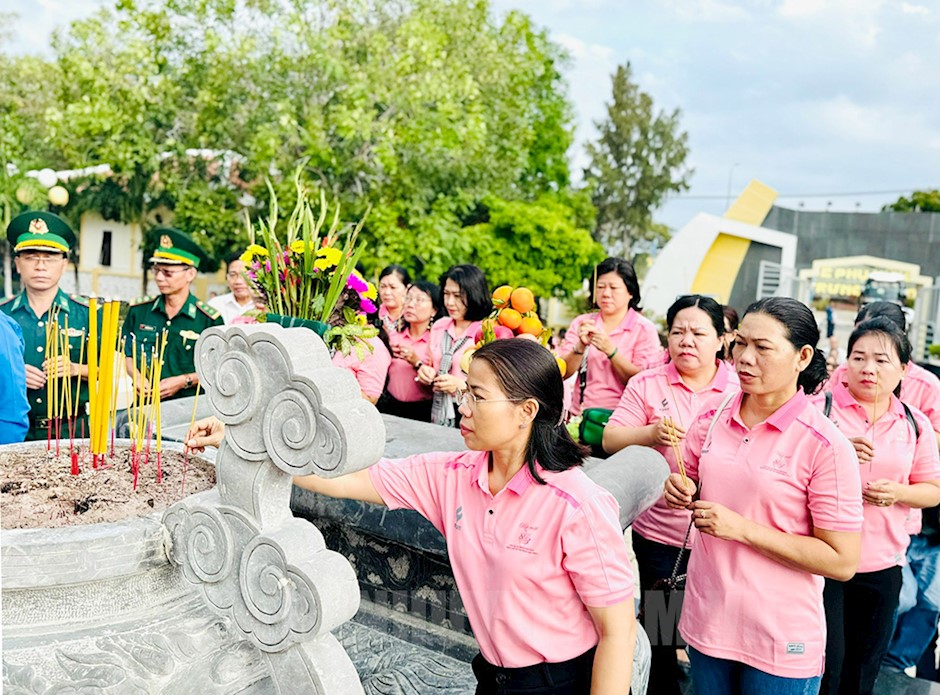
122,228,222,401
0,211,93,441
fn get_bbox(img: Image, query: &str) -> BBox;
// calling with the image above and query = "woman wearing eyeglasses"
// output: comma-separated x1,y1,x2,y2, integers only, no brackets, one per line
187,339,637,694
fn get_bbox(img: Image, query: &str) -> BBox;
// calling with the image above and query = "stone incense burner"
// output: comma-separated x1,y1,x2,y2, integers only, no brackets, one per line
1,325,383,695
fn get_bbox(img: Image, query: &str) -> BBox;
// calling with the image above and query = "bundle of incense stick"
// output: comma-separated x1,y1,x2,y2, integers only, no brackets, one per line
665,416,690,491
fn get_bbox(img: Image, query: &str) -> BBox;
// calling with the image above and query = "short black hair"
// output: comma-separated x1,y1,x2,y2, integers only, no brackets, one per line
667,295,726,362
591,257,641,310
404,280,444,327
439,264,492,321
225,251,244,268
379,264,411,287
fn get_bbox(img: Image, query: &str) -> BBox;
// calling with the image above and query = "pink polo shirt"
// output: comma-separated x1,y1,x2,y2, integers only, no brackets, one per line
607,360,740,547
369,450,634,668
678,390,863,678
810,382,940,572
386,329,433,403
561,309,662,416
829,361,940,435
378,304,403,335
331,336,391,399
429,318,482,377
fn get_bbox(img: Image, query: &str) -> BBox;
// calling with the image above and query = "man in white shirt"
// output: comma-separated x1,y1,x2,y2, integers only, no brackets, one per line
208,253,256,324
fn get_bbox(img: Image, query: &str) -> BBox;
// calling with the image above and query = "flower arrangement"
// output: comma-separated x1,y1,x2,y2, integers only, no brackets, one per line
239,172,379,356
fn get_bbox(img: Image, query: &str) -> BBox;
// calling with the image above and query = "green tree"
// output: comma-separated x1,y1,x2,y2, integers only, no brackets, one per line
3,0,594,297
463,192,604,298
884,190,940,213
583,62,692,255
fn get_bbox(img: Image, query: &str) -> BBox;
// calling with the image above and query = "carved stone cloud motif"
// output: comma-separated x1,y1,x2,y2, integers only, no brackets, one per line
164,324,386,694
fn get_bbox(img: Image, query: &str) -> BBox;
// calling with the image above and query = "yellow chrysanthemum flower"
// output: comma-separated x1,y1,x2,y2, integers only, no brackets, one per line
314,246,343,271
364,282,378,301
240,244,269,264
289,240,309,254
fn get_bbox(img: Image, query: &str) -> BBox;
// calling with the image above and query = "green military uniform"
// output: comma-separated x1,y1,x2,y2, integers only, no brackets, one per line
121,228,222,401
2,211,92,441
121,293,222,400
0,291,93,439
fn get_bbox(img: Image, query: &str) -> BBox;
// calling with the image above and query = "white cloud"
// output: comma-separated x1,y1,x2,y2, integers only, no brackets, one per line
807,94,940,151
663,0,751,22
776,0,885,46
901,2,930,15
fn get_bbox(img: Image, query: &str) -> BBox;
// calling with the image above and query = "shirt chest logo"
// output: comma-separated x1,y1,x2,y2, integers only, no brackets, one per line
506,523,539,554
760,452,792,475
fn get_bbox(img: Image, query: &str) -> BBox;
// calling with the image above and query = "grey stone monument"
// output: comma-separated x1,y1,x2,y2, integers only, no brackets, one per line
163,323,384,694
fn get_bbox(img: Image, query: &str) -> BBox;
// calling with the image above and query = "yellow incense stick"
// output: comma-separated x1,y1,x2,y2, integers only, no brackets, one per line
110,336,124,443
666,417,690,491
154,331,168,453
61,321,72,427
87,297,98,447
74,328,86,420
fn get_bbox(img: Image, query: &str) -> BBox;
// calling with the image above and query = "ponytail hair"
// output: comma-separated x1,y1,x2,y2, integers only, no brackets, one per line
743,297,829,395
472,340,588,483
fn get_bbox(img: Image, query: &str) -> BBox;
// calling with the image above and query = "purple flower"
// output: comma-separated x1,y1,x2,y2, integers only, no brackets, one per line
252,261,261,271
360,298,377,314
265,260,271,273
346,273,369,293
247,270,257,280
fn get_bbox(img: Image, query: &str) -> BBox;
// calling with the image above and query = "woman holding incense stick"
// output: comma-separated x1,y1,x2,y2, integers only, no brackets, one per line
603,294,739,694
811,317,940,695
188,339,637,694
560,257,661,457
664,296,864,695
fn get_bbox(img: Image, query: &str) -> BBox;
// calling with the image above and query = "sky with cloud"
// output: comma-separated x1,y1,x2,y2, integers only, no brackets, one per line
6,0,939,230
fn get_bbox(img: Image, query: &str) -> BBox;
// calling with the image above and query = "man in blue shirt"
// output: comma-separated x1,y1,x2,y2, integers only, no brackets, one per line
0,311,29,443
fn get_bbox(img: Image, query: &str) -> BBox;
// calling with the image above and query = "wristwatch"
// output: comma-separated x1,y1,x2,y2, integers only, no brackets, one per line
185,374,194,389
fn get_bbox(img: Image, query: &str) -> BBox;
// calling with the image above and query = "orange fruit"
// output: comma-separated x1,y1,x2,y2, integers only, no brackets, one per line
556,356,567,377
510,287,536,314
498,308,522,330
518,315,543,336
492,285,513,308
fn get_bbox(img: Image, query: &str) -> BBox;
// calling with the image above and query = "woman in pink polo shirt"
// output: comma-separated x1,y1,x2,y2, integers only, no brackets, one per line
665,296,864,695
603,294,739,694
377,264,410,337
420,264,492,428
331,335,391,405
827,301,940,446
560,257,662,456
813,317,940,695
308,340,636,693
381,281,443,422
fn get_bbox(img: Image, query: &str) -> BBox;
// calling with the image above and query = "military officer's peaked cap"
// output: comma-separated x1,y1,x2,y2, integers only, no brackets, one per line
148,228,211,269
6,211,76,254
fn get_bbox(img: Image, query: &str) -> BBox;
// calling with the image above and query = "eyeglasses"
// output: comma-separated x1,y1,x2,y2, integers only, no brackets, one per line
454,389,524,409
404,294,432,305
18,253,66,265
151,265,189,278
226,271,244,280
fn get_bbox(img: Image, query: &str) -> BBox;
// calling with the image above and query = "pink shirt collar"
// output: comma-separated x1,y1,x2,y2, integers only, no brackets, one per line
731,388,808,432
471,454,538,497
831,379,906,420
593,307,639,334
664,359,733,392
